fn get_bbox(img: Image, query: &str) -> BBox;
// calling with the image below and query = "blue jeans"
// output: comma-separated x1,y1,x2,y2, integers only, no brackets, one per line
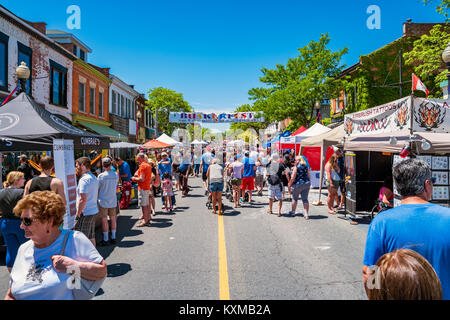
161,193,176,206
0,219,28,268
194,164,200,175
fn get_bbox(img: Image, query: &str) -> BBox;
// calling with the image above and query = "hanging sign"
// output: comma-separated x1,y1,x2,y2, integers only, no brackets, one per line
169,112,265,123
412,98,450,133
344,97,411,138
53,139,77,230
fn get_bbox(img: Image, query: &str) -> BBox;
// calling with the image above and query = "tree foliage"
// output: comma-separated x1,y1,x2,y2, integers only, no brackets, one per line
403,24,450,98
247,34,348,128
145,87,192,136
423,0,450,22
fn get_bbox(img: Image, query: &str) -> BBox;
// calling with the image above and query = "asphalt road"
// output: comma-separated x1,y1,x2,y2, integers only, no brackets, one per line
0,177,368,300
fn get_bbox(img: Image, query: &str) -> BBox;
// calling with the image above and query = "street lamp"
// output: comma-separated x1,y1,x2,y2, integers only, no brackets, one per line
442,42,450,98
315,101,321,122
136,110,142,142
16,61,30,94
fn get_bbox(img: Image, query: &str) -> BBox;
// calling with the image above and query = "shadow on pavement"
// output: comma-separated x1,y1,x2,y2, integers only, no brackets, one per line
149,218,173,229
106,263,132,278
96,214,142,260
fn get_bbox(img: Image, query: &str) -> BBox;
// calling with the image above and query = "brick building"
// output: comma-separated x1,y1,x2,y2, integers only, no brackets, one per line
0,5,76,121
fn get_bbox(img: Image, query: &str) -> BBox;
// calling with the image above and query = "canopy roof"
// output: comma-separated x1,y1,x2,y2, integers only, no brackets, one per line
157,133,183,146
0,93,109,151
344,130,450,153
291,126,307,136
300,124,345,148
110,142,142,149
143,139,172,149
295,123,331,137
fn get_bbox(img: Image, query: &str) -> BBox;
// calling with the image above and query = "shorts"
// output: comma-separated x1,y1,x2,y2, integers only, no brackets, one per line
74,214,97,240
163,192,174,197
99,206,117,218
326,179,340,189
255,175,264,186
268,184,283,200
292,182,311,204
202,171,208,182
231,178,242,187
210,182,224,193
241,177,255,191
138,190,150,207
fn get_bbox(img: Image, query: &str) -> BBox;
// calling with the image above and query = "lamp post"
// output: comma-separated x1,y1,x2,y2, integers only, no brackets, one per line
16,61,30,94
315,101,321,123
443,42,450,98
136,110,142,142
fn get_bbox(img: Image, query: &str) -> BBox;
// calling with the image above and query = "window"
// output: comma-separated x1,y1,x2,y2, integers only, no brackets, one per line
98,92,104,118
112,90,117,114
79,82,85,112
126,99,130,119
89,87,95,115
50,60,68,107
120,95,125,117
18,42,33,96
73,45,78,56
0,32,8,92
80,49,85,61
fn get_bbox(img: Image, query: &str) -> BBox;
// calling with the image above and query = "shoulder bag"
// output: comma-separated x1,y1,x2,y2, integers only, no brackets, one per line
60,231,106,300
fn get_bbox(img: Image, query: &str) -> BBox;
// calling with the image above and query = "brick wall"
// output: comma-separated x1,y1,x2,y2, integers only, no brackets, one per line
403,23,447,37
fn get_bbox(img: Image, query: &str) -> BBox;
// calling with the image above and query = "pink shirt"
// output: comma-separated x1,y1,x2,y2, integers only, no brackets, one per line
162,179,173,194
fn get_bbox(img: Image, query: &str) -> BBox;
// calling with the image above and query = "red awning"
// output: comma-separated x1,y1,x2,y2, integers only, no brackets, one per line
142,140,172,149
291,126,307,136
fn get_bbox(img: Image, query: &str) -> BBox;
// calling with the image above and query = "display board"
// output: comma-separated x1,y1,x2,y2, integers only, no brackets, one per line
53,139,78,230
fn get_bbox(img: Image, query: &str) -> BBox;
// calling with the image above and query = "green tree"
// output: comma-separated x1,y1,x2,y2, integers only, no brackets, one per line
422,0,450,22
248,34,348,128
146,87,192,136
403,24,450,98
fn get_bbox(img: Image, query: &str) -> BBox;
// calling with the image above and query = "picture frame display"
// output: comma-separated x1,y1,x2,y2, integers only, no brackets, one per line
432,171,449,185
432,186,449,201
432,156,448,170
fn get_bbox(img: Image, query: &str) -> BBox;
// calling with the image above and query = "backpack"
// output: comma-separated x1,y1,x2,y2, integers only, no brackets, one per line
294,164,309,185
267,161,282,186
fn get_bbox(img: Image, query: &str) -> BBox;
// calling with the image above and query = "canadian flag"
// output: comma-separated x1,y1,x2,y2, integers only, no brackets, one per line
412,73,429,97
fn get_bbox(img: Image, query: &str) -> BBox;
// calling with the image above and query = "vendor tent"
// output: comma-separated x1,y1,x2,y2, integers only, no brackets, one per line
143,139,172,150
291,126,307,136
157,134,183,146
191,140,208,145
0,93,109,151
300,124,345,203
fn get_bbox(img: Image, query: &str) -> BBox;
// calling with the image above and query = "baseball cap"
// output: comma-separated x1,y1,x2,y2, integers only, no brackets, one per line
102,157,112,166
161,152,168,157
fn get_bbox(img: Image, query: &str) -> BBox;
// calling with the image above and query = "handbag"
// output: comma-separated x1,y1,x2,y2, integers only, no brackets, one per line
60,231,106,300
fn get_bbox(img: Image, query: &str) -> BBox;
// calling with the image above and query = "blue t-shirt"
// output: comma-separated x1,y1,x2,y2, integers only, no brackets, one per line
158,160,172,176
118,162,132,182
363,203,450,300
201,153,214,173
179,158,191,172
243,157,256,178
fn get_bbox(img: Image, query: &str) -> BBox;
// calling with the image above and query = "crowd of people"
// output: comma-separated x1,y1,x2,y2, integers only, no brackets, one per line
0,147,449,301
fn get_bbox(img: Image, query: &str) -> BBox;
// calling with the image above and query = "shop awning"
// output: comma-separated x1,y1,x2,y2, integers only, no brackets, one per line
75,120,128,142
142,139,172,149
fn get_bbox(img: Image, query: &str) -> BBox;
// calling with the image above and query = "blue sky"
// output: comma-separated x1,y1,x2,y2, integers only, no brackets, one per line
2,0,444,130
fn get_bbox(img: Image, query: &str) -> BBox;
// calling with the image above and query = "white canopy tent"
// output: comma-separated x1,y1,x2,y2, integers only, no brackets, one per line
281,123,331,145
110,142,142,149
157,134,183,146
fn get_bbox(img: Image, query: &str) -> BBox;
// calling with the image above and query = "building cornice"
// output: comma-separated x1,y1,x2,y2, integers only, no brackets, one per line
75,60,111,84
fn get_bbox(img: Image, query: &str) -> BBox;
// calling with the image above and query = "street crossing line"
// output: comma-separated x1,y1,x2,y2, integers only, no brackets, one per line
218,214,230,300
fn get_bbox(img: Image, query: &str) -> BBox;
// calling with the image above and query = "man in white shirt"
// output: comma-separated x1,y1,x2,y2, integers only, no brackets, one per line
97,157,119,246
75,157,99,247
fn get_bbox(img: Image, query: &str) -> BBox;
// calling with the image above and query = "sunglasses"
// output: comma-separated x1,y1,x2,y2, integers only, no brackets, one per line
21,217,37,227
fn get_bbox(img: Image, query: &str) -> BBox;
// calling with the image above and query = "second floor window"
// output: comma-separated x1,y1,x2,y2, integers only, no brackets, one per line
90,87,95,115
0,31,8,92
98,92,104,118
79,82,85,112
50,60,68,107
112,91,117,115
18,42,32,95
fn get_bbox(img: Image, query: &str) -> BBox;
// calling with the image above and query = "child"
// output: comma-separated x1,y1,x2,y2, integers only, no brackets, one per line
162,172,174,212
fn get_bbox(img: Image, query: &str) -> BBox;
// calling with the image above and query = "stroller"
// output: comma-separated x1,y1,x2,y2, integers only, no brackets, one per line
205,178,213,210
224,174,233,202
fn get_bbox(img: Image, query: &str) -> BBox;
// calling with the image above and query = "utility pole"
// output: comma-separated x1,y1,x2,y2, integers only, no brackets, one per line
399,50,403,98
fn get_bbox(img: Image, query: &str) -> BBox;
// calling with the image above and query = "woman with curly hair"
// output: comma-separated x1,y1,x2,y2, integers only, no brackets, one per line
4,191,106,300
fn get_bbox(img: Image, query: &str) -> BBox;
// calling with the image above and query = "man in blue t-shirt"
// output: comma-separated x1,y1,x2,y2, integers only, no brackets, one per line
158,152,176,208
362,158,450,300
242,151,256,203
